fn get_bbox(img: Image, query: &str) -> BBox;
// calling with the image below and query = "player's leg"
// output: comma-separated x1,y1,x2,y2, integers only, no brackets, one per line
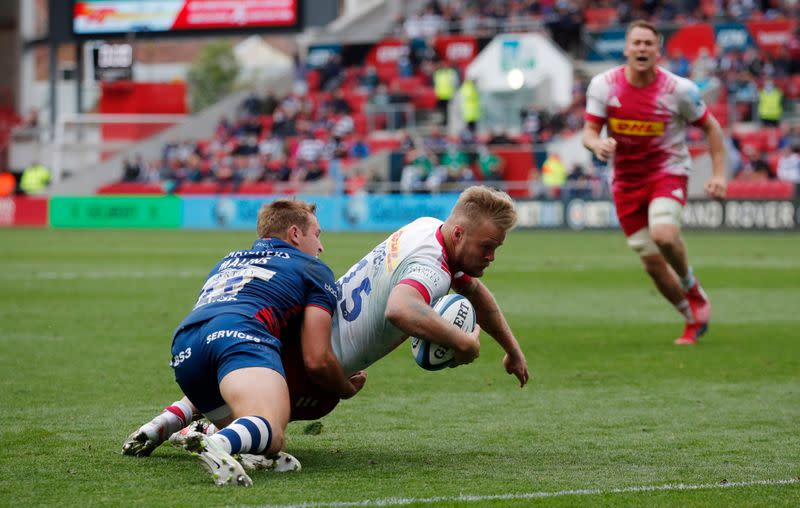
121,396,197,456
181,365,295,486
169,318,257,486
628,229,689,310
647,196,710,344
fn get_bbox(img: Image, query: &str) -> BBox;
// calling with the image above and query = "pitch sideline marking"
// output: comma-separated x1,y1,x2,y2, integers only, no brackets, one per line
250,478,799,508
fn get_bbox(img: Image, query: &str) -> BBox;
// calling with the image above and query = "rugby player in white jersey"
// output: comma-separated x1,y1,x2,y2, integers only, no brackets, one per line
123,186,528,469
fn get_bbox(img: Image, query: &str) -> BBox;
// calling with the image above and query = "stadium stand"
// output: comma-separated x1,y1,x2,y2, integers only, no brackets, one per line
93,1,799,200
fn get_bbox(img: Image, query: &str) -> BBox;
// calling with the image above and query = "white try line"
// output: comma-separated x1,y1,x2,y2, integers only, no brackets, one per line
248,478,799,508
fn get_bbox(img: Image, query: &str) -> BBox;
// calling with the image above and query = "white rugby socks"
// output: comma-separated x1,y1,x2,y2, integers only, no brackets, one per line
139,400,193,441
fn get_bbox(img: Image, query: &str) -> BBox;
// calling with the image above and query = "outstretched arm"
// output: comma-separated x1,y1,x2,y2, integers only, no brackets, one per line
301,306,365,399
385,284,481,366
458,278,529,387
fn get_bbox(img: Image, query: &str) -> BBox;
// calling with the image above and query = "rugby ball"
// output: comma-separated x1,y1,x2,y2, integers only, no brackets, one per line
411,294,476,371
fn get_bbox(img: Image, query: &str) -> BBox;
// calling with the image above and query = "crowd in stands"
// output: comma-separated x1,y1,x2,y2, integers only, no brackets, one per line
396,1,799,40
114,0,800,197
120,89,376,193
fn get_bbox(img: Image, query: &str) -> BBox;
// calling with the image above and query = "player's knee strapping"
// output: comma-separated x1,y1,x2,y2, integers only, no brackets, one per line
648,197,684,227
214,416,272,455
626,228,659,256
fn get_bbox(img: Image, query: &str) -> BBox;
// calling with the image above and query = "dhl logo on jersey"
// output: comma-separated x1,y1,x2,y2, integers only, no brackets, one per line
609,118,665,136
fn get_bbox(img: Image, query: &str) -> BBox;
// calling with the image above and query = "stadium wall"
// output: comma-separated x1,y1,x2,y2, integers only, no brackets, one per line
2,195,799,231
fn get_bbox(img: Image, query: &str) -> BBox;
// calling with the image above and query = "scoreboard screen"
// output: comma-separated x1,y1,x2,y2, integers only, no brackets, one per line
72,0,299,36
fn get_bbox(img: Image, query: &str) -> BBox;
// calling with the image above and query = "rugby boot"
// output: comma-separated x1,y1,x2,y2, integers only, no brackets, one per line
237,451,302,472
183,431,252,487
674,320,708,345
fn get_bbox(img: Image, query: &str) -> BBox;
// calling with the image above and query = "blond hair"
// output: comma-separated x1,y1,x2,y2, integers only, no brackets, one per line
449,185,517,231
626,20,662,44
256,199,317,239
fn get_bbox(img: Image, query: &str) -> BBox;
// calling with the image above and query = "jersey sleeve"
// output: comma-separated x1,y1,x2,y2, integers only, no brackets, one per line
678,79,708,126
303,259,338,315
584,76,608,123
396,260,451,305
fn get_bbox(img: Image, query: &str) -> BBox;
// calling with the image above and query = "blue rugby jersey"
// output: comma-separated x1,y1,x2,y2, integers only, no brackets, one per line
175,238,338,344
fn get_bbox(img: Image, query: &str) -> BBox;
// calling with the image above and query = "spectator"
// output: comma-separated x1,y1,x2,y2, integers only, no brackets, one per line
327,90,351,115
359,66,380,94
667,49,691,78
776,145,800,183
433,61,459,126
487,127,516,146
19,161,51,195
424,127,448,154
541,152,566,197
460,77,481,133
262,90,279,116
122,154,145,182
564,163,593,200
349,137,370,159
757,79,783,127
241,92,262,117
477,145,504,182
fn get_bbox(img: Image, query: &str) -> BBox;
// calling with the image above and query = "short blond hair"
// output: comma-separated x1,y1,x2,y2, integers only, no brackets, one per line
256,199,317,239
449,185,517,231
626,20,662,44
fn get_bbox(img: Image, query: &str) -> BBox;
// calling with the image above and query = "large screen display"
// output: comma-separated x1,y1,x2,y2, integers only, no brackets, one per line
73,0,298,35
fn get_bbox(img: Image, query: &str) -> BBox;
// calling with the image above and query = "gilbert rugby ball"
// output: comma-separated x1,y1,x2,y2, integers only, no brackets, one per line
411,294,476,371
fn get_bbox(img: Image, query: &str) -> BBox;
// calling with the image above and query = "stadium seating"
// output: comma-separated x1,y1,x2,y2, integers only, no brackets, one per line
726,180,796,200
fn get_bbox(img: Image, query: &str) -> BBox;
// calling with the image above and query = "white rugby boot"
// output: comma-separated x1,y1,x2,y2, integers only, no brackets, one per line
237,451,302,472
122,423,169,457
182,431,252,487
168,420,217,448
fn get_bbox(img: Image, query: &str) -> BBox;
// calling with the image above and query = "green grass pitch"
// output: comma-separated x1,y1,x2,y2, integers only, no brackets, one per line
0,228,798,507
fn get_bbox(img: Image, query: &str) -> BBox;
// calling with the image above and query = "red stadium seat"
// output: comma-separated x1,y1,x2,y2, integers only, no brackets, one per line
367,137,402,153
708,102,728,127
377,67,399,84
238,182,276,194
764,130,781,151
306,69,321,92
96,182,165,195
788,75,800,99
353,113,368,135
767,153,781,176
584,7,618,28
726,180,796,200
411,88,438,110
392,76,424,91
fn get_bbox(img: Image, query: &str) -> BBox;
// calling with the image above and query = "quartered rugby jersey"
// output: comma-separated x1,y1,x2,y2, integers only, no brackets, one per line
585,65,708,182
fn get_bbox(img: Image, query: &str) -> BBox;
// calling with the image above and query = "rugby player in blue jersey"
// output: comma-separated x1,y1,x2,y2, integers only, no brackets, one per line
125,187,528,483
123,199,366,486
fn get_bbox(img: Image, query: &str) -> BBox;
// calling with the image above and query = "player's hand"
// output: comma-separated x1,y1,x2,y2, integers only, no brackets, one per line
594,138,617,161
503,352,529,388
452,325,481,366
704,175,727,199
342,370,367,399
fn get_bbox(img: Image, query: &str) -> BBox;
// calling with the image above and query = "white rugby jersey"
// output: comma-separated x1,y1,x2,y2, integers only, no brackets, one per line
584,66,708,182
330,217,471,374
